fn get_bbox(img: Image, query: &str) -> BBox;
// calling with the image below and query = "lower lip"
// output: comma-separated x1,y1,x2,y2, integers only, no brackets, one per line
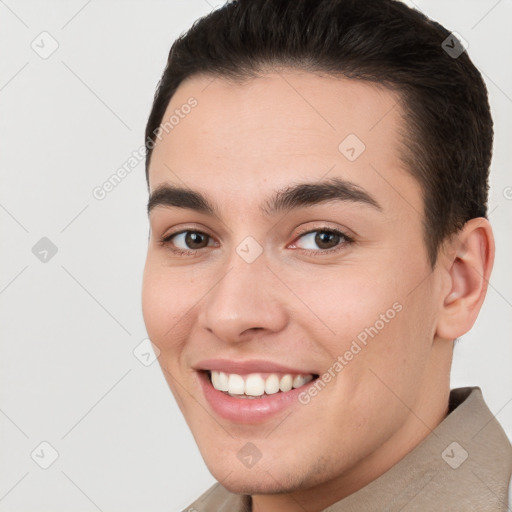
198,371,313,424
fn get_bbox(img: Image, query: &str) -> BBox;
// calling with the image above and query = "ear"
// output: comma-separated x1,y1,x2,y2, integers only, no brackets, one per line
435,218,495,340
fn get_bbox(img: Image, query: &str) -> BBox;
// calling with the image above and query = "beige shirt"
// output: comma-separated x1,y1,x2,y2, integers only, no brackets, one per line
184,387,512,511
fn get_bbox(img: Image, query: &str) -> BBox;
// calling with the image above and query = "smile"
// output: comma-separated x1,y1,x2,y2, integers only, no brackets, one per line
209,370,315,398
196,362,320,423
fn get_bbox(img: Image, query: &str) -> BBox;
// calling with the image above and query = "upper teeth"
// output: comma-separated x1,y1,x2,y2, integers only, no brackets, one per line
210,371,313,397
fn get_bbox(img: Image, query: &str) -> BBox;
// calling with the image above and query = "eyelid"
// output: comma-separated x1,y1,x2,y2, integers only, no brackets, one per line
159,222,215,241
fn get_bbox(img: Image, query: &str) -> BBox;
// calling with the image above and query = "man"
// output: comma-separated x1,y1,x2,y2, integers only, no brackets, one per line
141,0,512,510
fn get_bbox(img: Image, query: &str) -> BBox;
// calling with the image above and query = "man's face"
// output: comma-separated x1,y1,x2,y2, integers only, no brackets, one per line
142,71,449,496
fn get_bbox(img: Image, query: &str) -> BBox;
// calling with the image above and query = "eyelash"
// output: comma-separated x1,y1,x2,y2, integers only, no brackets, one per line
158,226,354,257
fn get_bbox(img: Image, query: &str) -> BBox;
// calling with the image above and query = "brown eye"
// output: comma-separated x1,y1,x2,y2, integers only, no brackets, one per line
293,228,351,253
183,232,210,249
161,230,215,253
314,231,341,249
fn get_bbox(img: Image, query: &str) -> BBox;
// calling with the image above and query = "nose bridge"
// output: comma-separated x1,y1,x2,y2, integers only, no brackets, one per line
198,248,288,342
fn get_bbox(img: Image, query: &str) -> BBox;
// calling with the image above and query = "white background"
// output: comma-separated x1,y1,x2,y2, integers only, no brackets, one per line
0,1,511,510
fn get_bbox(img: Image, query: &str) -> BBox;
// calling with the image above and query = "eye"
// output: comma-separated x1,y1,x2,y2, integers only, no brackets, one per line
158,226,353,258
290,227,353,254
159,230,218,255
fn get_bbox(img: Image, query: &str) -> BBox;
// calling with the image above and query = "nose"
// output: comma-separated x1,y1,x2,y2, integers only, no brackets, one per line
197,255,288,343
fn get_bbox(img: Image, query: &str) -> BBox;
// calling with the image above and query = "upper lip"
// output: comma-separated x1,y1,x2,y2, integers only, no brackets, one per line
194,358,317,375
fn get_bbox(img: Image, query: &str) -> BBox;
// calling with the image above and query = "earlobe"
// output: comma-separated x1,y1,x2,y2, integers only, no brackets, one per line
436,218,495,340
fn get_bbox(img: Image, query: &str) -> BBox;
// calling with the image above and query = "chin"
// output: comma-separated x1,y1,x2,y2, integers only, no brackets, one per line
204,455,316,496
215,474,294,496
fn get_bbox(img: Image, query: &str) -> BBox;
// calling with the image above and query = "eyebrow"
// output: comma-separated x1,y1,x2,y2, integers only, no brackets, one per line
147,177,382,217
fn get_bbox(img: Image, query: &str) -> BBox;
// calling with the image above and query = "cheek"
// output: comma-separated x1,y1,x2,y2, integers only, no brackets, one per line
326,273,435,410
289,266,400,343
290,257,430,381
141,259,198,352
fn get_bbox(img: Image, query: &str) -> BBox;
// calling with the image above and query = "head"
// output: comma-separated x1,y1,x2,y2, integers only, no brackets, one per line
141,0,494,505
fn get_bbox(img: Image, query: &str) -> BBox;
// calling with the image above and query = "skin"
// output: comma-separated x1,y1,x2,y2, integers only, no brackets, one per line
142,70,494,512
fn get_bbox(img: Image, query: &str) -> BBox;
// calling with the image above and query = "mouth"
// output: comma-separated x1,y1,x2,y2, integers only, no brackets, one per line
206,370,319,399
196,366,320,424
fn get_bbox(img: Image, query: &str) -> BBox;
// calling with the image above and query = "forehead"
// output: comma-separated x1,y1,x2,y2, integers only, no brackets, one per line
148,70,421,216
